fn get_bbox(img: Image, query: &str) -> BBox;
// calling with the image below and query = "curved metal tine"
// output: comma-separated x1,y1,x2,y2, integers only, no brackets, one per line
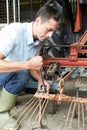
14,97,39,127
81,103,85,130
25,99,42,130
38,98,42,129
31,99,46,130
0,96,36,129
69,102,77,130
12,96,36,117
31,99,48,130
64,101,73,130
38,99,48,129
69,101,77,130
78,102,80,130
39,99,48,123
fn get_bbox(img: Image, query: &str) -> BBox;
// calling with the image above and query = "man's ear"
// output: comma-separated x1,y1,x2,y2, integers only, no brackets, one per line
35,17,41,25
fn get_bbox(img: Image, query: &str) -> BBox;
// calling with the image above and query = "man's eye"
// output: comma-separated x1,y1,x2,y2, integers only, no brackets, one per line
47,28,52,31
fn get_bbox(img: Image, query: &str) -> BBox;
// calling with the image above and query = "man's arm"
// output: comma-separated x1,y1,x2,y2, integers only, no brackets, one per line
30,70,50,92
0,52,43,73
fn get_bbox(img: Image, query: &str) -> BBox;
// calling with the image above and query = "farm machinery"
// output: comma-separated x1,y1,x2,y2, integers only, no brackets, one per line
1,21,87,130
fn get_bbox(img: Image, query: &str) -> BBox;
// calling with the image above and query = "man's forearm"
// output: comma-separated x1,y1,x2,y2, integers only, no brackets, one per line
29,70,42,81
0,59,28,73
0,55,43,73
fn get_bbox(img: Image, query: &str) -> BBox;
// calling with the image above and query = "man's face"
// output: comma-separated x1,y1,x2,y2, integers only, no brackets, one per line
35,17,58,42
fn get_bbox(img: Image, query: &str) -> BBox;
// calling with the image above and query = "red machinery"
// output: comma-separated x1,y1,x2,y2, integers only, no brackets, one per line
43,31,87,68
34,31,87,130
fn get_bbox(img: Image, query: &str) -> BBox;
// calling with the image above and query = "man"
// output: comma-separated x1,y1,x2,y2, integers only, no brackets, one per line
0,4,65,130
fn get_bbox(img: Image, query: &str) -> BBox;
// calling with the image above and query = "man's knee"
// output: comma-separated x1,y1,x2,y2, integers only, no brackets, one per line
4,71,30,94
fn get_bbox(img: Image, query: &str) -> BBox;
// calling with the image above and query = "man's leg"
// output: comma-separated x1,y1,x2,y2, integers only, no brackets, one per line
4,70,29,94
0,70,29,130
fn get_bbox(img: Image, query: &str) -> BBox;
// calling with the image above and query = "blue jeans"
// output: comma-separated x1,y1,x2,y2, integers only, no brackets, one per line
0,70,30,94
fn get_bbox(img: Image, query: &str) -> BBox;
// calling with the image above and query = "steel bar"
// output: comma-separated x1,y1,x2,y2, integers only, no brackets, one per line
38,98,42,130
6,0,9,24
81,103,85,130
34,93,87,104
44,58,87,68
64,101,73,130
78,102,80,130
13,0,16,22
63,68,76,81
43,45,87,48
18,0,20,22
78,31,87,50
38,98,48,130
69,102,76,130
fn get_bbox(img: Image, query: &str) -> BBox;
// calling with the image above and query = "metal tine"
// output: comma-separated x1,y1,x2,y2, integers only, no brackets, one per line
0,96,36,129
13,96,36,117
31,98,48,130
39,99,48,124
69,101,77,130
14,97,39,127
78,102,80,130
81,103,85,130
38,99,48,130
25,99,42,130
31,99,46,130
64,101,86,130
64,101,73,130
38,98,42,130
25,98,48,130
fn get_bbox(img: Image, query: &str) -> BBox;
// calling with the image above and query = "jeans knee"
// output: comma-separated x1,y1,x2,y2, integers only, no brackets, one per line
4,71,30,94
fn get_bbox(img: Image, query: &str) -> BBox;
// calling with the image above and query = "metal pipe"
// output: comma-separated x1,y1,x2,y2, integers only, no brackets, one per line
6,0,9,24
13,0,16,22
18,0,20,22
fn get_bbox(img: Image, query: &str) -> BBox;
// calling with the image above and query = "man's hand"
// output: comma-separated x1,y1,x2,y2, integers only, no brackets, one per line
0,55,43,73
28,56,43,70
38,79,50,93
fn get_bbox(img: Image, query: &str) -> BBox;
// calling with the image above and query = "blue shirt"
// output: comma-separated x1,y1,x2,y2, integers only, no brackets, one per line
0,22,42,62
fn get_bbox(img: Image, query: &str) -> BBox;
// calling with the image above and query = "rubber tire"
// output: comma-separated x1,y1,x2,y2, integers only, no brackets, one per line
46,100,58,114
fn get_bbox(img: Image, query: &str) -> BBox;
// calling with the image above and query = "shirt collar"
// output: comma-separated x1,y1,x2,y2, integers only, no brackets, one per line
27,22,39,45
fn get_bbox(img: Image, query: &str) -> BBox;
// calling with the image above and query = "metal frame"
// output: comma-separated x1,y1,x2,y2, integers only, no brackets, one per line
43,31,87,68
0,0,20,27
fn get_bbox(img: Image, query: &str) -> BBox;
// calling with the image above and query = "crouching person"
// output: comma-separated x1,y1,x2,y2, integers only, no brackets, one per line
0,4,65,130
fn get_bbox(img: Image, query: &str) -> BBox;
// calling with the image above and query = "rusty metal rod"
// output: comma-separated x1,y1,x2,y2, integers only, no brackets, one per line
31,98,48,130
38,98,42,130
15,97,39,127
25,103,40,130
64,101,73,130
69,102,77,130
0,96,36,129
78,102,80,130
38,99,48,130
34,93,87,104
81,103,85,130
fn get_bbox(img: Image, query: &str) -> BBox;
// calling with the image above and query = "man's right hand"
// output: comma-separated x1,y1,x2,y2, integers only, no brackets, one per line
28,56,43,70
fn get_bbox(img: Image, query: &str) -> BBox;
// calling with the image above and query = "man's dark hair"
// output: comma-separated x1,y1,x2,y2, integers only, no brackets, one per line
35,5,65,27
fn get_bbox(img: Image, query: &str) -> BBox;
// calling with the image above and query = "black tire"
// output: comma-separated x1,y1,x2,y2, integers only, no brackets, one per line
46,100,58,114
